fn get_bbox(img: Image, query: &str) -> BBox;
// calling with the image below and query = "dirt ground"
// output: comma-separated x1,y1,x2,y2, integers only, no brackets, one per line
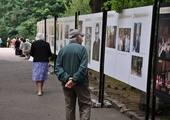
88,69,170,120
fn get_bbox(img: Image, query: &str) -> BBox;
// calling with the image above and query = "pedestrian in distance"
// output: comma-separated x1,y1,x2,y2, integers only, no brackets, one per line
0,37,2,47
6,37,11,47
11,38,16,49
15,36,20,55
22,39,31,59
30,33,52,96
19,37,25,57
55,29,92,120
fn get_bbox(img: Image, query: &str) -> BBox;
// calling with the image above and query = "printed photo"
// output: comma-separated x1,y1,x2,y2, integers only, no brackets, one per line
79,21,83,32
131,55,143,77
158,26,170,61
106,26,117,49
85,27,92,63
118,28,131,52
92,22,101,61
133,23,142,53
49,25,54,35
65,25,69,39
59,24,63,40
56,24,59,40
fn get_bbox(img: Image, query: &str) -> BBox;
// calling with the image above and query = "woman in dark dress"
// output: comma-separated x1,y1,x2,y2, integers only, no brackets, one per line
30,33,52,96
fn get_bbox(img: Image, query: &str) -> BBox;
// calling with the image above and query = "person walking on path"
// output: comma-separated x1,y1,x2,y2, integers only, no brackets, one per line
23,39,31,59
6,37,11,47
30,33,52,96
15,36,20,55
0,37,2,47
55,29,92,120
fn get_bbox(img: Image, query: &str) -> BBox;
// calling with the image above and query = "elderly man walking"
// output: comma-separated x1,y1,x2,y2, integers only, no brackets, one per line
55,29,92,120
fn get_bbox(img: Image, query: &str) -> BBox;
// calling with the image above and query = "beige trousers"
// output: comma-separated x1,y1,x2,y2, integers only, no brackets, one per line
63,85,91,120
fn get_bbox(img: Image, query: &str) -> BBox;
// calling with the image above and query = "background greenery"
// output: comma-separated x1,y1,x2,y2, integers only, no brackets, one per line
0,0,91,46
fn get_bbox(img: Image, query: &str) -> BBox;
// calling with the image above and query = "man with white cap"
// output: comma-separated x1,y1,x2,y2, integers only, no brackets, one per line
55,29,91,120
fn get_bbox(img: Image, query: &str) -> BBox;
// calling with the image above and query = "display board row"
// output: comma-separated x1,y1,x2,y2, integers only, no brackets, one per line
37,6,153,92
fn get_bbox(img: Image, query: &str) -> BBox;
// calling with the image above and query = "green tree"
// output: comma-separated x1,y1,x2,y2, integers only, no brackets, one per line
64,0,91,16
0,22,8,47
103,0,154,13
17,18,37,40
0,0,72,39
89,0,106,13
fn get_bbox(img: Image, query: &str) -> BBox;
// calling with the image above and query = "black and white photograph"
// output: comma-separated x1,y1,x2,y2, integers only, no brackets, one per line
133,23,142,53
65,25,69,39
118,28,131,52
92,22,101,61
85,27,92,63
131,55,143,77
106,26,117,49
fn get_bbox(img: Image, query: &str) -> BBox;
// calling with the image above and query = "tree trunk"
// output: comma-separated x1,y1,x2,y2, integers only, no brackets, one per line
89,0,106,13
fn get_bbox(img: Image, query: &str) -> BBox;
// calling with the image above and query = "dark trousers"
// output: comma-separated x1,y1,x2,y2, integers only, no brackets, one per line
63,85,91,120
15,47,20,55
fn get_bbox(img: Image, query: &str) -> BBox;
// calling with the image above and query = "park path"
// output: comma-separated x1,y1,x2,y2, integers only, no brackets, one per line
0,48,130,120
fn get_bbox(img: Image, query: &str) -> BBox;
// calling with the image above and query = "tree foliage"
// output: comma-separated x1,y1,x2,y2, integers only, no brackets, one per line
0,0,71,43
0,0,99,44
64,0,91,16
103,0,155,13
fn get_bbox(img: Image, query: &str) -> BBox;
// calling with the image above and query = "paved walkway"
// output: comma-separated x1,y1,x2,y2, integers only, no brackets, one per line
0,48,131,120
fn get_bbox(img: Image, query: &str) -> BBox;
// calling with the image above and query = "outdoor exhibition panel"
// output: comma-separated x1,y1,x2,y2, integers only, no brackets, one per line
155,3,170,101
37,5,153,92
104,6,153,92
80,13,103,72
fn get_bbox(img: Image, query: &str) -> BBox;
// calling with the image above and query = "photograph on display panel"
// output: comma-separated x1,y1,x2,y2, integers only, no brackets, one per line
59,24,63,49
157,27,170,61
155,4,170,100
49,25,54,47
49,25,54,35
133,23,142,53
85,27,92,64
117,28,131,52
65,25,69,39
106,26,117,49
131,55,143,77
37,24,39,33
79,21,83,32
60,24,63,40
56,23,59,41
92,22,101,61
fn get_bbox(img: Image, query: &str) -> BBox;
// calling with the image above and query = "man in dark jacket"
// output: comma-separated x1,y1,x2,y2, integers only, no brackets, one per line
55,29,91,120
15,36,20,55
